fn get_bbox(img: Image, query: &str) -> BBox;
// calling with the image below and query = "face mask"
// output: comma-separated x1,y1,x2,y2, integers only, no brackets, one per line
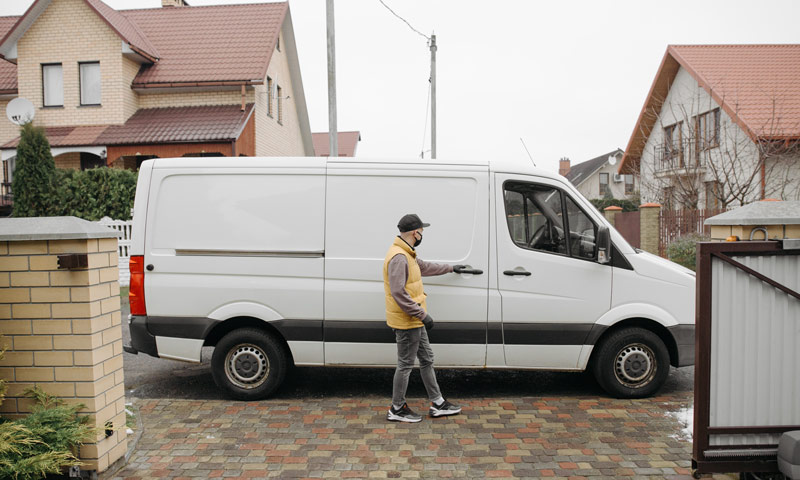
413,231,423,247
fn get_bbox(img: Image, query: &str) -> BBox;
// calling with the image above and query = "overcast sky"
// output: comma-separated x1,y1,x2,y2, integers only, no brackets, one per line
3,0,799,173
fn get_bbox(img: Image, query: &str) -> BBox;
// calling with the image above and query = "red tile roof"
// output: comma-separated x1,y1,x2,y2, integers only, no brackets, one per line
123,2,287,87
0,16,16,93
621,44,800,174
98,103,254,144
1,104,254,148
0,1,288,90
85,0,160,62
312,131,361,157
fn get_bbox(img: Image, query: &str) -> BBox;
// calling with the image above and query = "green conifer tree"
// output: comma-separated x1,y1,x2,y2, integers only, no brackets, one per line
11,123,55,217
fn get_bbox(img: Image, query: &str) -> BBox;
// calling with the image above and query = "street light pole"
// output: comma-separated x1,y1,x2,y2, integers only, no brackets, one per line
326,0,338,158
430,34,437,159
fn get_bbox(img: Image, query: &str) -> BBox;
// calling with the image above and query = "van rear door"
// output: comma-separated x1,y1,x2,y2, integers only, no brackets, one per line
323,162,490,366
494,174,612,369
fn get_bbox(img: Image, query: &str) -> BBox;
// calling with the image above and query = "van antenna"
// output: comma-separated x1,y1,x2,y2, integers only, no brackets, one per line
520,138,536,167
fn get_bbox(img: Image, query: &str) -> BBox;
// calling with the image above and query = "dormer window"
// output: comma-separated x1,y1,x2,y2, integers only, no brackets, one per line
79,62,101,106
42,63,63,107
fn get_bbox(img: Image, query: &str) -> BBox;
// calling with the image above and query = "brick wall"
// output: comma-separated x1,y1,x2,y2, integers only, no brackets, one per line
54,151,81,170
137,90,252,109
0,99,18,155
16,0,131,126
0,236,127,472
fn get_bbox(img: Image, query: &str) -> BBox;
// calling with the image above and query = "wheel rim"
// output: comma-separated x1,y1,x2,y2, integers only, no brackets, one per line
224,343,269,389
613,343,657,388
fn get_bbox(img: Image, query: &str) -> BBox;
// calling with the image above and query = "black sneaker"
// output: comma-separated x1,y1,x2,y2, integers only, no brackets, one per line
429,399,462,417
387,403,422,423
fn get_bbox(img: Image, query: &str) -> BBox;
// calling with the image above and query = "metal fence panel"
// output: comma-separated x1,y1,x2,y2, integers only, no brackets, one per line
694,241,800,474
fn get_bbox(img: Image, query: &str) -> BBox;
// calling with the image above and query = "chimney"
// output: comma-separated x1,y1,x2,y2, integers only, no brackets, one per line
559,157,571,176
162,0,189,6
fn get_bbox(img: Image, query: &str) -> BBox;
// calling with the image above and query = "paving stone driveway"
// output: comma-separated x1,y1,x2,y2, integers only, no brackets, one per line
110,390,731,479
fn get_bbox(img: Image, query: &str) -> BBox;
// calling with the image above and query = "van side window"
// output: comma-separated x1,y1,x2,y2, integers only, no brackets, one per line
503,183,567,255
564,196,597,260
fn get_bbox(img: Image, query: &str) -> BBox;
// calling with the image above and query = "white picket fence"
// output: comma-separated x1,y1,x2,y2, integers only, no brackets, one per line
96,217,132,287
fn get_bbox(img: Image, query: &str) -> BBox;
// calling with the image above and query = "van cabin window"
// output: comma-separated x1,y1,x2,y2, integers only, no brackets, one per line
503,182,598,260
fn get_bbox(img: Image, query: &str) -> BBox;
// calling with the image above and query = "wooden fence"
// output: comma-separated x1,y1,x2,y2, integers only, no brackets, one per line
659,208,726,256
96,216,132,286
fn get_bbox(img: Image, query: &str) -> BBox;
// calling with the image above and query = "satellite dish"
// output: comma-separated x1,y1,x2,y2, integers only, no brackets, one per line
6,97,35,126
607,155,617,166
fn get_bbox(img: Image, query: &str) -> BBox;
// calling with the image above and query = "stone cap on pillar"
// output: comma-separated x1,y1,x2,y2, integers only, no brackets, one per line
0,216,118,241
604,206,623,211
640,203,662,209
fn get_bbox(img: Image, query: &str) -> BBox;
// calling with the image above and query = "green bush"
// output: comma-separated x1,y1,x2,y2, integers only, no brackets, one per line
0,388,95,480
49,167,137,221
11,123,56,217
589,197,640,213
666,233,709,271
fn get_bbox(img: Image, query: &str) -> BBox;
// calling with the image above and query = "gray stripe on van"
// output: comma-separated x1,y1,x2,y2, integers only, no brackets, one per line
175,249,324,258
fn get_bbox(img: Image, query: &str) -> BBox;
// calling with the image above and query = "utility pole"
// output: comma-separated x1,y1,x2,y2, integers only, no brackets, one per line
326,0,338,158
430,34,437,159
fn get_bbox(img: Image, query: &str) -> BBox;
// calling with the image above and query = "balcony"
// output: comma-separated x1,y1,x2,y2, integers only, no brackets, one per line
653,141,704,175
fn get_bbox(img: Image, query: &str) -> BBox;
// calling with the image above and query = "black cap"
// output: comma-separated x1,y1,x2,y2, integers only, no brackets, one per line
397,214,430,232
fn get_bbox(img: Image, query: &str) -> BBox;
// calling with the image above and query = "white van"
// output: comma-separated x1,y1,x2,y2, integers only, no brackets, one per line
125,157,695,400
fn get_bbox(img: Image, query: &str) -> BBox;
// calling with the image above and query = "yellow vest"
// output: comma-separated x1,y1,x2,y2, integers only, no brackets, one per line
383,237,427,329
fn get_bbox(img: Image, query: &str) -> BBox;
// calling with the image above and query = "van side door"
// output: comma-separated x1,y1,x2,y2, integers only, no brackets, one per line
495,174,612,368
323,163,490,366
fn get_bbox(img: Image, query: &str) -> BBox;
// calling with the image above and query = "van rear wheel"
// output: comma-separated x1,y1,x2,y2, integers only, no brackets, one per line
592,327,669,398
211,328,288,400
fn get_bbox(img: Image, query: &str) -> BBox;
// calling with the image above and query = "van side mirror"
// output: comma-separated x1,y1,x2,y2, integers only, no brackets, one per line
596,226,611,264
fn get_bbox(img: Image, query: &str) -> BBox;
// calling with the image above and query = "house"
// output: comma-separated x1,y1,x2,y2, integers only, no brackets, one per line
560,149,637,200
619,44,800,210
0,0,314,192
312,131,361,157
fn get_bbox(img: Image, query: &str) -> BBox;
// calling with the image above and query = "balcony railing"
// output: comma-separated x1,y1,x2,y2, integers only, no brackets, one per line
653,140,704,173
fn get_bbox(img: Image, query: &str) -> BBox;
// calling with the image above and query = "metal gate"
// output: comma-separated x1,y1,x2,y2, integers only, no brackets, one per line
614,210,640,248
693,240,800,474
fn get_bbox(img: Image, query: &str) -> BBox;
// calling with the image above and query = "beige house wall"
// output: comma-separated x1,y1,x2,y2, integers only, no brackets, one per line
136,89,254,109
16,0,133,127
256,27,306,157
0,99,17,150
121,57,140,121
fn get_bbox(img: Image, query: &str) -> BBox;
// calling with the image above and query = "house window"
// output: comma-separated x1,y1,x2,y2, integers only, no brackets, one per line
266,77,274,117
599,173,609,196
624,174,634,194
663,122,683,167
277,85,283,124
695,108,721,153
276,35,280,52
42,63,63,107
79,62,101,105
705,181,720,209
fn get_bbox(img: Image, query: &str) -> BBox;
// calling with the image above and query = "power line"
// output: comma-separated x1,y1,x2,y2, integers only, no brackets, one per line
377,0,430,41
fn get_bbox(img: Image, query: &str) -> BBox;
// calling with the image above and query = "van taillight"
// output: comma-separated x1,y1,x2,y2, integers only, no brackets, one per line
129,255,146,316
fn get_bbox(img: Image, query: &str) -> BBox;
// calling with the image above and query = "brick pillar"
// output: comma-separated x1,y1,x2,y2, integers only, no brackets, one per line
603,206,623,226
639,203,662,255
0,217,126,473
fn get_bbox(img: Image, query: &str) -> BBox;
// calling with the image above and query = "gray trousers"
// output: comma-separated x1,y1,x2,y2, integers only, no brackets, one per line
392,326,442,406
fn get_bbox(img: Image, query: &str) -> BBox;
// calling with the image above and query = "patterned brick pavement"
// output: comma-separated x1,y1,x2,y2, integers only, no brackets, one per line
110,391,732,479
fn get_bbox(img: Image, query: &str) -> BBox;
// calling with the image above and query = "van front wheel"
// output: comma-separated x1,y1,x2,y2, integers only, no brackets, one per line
592,327,669,398
211,328,288,400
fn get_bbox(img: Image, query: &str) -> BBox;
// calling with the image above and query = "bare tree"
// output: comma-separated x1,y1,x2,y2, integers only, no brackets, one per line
637,88,800,209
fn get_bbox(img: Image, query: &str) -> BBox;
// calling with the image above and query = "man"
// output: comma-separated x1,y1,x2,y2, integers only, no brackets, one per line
384,213,466,423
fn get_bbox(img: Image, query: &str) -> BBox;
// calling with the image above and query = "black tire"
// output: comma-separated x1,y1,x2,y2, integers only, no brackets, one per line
211,328,289,400
592,327,670,399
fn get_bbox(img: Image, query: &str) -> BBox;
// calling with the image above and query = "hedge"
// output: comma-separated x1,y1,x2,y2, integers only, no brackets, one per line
48,167,137,221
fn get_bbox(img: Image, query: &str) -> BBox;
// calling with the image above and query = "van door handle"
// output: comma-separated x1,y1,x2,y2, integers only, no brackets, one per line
503,269,531,276
456,268,483,275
